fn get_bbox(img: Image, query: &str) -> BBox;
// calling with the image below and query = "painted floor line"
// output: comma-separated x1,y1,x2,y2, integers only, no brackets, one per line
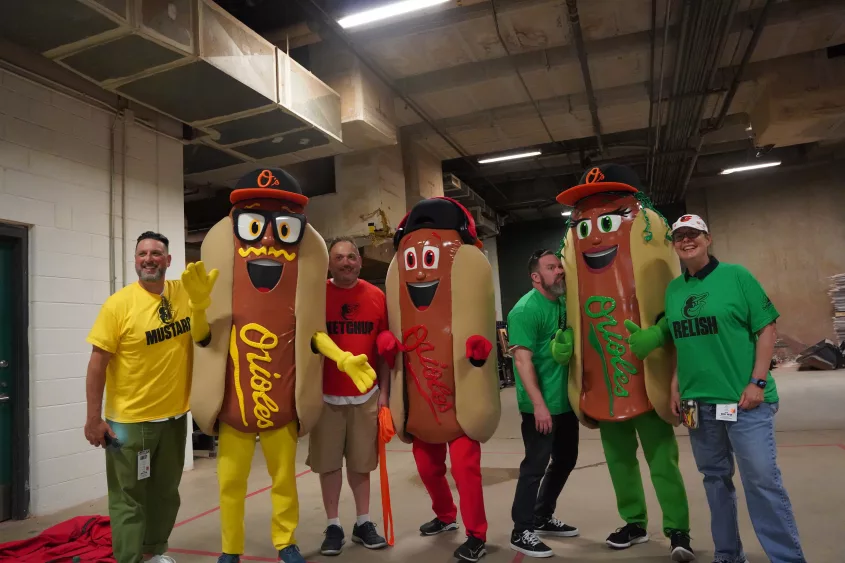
174,469,312,529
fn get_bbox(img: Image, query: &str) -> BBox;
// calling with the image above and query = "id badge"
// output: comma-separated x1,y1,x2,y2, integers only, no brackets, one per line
681,400,699,430
138,449,151,480
716,403,738,422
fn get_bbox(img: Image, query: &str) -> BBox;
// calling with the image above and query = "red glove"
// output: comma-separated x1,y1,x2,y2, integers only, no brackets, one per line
466,335,492,367
377,330,400,368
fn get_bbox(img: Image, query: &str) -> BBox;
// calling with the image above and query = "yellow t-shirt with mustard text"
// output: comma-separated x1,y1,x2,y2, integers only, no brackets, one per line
86,280,193,423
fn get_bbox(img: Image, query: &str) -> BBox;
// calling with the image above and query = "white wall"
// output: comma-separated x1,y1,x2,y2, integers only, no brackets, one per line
0,68,189,516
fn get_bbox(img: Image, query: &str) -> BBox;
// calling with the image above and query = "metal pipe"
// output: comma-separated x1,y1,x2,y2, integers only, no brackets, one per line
712,0,774,131
679,0,772,198
647,0,656,173
565,0,604,155
649,0,675,185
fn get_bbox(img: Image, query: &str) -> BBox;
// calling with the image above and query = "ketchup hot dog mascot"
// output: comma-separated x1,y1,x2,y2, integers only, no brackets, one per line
180,167,377,563
554,164,695,562
379,197,499,563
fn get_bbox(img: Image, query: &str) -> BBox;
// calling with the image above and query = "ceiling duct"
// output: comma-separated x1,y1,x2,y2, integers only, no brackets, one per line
1,0,345,177
443,173,503,238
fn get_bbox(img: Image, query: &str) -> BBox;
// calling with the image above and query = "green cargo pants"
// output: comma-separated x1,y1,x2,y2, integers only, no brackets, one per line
105,415,187,563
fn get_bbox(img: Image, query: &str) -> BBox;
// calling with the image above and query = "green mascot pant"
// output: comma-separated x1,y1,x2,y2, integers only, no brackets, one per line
599,409,689,537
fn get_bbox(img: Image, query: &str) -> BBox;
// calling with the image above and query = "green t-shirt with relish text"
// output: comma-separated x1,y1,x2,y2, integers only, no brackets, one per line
507,289,571,415
664,259,779,405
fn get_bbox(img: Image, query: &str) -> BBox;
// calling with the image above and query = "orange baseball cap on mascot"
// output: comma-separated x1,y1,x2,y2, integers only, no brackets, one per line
230,167,309,206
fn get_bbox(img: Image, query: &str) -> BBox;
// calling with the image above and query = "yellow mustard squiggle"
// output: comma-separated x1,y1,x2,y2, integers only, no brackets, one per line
237,246,297,261
229,325,248,427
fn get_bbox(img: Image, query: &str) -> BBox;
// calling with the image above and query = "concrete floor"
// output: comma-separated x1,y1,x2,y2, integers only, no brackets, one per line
2,369,843,562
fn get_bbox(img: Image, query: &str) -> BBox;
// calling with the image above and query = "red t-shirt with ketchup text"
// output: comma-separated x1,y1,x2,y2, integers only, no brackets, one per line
324,279,388,397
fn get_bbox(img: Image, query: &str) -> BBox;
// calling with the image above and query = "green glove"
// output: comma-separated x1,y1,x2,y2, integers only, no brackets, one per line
625,317,669,360
550,327,574,365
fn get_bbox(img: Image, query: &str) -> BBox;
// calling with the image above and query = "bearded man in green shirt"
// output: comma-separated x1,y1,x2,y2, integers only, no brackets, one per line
506,249,580,559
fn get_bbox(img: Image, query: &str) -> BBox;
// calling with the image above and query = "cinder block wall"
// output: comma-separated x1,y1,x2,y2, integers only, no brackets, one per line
0,68,187,515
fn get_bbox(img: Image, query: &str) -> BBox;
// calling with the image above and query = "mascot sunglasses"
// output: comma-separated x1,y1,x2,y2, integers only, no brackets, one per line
232,208,307,246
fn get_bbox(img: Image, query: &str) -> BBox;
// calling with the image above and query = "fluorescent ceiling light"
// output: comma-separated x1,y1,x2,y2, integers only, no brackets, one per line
561,211,572,216
338,0,449,29
719,161,781,175
478,150,542,164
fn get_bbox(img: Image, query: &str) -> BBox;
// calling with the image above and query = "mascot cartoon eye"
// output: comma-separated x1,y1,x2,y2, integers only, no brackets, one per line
237,212,266,241
274,216,302,243
404,247,417,269
598,214,622,233
576,219,592,239
422,245,440,269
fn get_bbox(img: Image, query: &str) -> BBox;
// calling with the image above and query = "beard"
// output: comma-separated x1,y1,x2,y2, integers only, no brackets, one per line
542,278,565,297
137,264,165,281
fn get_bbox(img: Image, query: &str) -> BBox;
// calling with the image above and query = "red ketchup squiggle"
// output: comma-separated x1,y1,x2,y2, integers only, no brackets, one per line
401,324,455,425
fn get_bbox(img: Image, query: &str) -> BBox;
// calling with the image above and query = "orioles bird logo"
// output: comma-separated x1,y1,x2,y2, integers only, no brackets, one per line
341,303,359,320
585,167,605,183
683,293,709,319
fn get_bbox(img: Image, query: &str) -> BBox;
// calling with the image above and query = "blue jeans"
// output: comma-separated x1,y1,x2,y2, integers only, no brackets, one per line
688,402,805,563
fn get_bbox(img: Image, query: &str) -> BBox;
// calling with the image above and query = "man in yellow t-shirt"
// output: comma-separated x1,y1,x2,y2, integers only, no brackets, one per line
84,231,193,563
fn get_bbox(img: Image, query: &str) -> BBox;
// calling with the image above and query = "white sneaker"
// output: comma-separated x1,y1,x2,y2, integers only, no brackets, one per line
147,556,176,563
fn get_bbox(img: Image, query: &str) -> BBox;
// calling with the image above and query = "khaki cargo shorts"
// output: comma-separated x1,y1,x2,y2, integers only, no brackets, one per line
306,389,380,474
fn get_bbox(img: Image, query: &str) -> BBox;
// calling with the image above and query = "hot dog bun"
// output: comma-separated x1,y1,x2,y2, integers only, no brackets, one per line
562,232,597,429
385,255,411,443
190,216,235,436
451,244,500,443
188,219,327,437
293,223,329,435
564,207,680,428
629,209,680,425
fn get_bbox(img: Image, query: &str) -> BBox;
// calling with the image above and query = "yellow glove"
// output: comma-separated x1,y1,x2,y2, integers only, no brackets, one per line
181,261,218,344
181,261,218,311
312,332,378,393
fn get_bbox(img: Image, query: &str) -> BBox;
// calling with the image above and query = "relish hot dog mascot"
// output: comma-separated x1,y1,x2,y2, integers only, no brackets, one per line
378,197,499,563
180,167,377,563
553,164,695,562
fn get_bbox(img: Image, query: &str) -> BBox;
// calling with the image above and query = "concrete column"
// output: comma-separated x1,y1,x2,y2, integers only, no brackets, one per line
401,131,444,208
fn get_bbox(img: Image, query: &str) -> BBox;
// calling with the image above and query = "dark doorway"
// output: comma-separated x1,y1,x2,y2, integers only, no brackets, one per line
0,223,30,521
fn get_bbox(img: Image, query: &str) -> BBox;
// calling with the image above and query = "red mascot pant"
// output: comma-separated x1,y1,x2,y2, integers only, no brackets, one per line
412,434,487,542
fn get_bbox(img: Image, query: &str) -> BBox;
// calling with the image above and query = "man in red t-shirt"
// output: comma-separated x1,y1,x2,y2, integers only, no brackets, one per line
306,236,390,556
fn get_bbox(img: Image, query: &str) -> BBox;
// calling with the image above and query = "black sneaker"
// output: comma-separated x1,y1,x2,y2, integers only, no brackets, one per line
454,535,486,562
419,517,459,536
352,521,387,549
606,523,649,549
320,524,345,556
670,531,695,562
509,529,554,558
217,555,240,563
534,516,580,537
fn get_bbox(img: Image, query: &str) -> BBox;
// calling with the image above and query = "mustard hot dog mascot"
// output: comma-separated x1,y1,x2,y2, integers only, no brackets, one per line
180,167,377,563
378,196,499,562
553,164,695,562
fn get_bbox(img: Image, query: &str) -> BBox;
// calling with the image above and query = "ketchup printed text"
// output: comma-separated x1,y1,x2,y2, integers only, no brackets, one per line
402,324,455,423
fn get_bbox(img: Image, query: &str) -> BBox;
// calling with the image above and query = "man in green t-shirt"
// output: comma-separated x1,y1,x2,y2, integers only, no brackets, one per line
505,249,579,558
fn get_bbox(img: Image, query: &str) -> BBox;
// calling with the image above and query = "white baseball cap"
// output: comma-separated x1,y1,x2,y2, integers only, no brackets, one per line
671,214,709,233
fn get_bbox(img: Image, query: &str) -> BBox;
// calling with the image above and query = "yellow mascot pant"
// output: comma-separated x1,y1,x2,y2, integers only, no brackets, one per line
218,420,299,554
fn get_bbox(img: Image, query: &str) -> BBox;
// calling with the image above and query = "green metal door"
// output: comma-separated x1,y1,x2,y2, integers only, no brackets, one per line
0,240,12,522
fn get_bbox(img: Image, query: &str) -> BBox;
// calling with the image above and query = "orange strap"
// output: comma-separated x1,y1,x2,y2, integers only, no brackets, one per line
377,406,396,546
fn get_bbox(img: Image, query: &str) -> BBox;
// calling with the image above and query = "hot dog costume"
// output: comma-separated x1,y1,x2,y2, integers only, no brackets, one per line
553,164,694,558
181,167,377,563
379,197,500,562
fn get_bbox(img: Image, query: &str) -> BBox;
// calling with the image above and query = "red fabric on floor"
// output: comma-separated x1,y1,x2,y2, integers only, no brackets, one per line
0,515,115,562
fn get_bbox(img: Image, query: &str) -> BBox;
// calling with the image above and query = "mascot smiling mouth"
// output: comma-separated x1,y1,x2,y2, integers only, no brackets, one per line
583,245,618,272
407,280,439,310
247,259,283,292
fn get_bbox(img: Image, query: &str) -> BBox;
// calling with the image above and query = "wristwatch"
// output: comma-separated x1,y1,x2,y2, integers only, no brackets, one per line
750,377,767,389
